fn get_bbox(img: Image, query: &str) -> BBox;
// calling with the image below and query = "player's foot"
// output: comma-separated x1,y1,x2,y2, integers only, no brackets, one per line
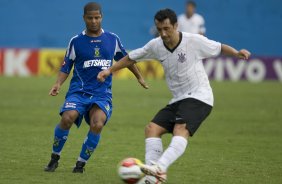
72,161,85,173
44,153,60,172
140,164,167,183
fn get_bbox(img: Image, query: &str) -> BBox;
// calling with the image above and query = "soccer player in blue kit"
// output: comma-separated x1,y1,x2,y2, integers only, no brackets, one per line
44,2,148,173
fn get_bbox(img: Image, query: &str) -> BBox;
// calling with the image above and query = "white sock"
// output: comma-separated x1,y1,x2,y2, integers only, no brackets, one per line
145,138,163,165
77,157,87,163
157,136,188,171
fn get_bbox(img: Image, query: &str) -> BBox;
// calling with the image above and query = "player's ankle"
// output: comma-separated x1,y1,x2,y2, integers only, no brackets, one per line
156,163,167,173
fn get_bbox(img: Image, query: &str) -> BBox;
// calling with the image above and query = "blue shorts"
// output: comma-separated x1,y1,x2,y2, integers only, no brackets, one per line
59,92,112,128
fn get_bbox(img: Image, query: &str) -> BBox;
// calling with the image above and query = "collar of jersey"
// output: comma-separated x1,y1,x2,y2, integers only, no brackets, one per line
163,32,183,53
82,29,104,38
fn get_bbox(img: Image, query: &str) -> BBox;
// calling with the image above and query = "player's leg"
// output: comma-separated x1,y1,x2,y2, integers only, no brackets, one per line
141,124,187,183
73,104,107,173
141,99,212,182
145,122,167,166
54,110,79,153
164,98,213,171
141,105,176,182
144,104,175,166
45,110,79,172
156,123,189,173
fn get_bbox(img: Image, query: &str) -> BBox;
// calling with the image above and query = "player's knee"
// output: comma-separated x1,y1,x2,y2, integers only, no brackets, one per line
145,123,162,137
145,124,152,135
90,120,104,134
173,124,189,138
61,114,75,129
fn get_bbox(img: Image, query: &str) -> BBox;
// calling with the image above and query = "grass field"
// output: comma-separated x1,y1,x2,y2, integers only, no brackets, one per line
0,77,282,184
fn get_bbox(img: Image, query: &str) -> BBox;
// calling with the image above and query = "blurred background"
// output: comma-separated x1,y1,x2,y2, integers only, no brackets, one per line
0,0,282,80
0,1,282,184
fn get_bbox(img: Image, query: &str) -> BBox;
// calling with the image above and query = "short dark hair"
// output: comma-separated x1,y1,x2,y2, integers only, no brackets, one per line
186,1,196,7
84,2,102,15
154,8,177,25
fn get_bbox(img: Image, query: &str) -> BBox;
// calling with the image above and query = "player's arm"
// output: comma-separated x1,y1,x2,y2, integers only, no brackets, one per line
127,64,149,89
111,35,148,88
195,35,251,60
49,72,69,96
98,55,136,82
221,44,251,60
49,37,76,96
98,39,156,82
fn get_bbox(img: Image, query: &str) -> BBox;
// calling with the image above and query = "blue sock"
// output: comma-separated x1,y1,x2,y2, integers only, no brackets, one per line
79,131,100,162
52,124,69,155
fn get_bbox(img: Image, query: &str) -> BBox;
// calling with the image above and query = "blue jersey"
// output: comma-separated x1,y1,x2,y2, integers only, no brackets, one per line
61,29,127,99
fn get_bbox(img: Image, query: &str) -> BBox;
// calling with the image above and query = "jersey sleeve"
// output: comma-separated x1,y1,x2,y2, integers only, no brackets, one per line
60,38,76,74
128,39,157,62
114,36,127,61
194,35,221,60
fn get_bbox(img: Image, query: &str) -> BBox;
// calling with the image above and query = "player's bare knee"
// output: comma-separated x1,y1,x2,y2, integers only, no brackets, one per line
173,124,189,138
145,123,153,136
90,120,104,134
145,122,164,138
60,114,75,129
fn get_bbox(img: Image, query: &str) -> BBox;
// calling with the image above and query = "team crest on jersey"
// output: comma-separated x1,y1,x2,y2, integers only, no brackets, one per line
94,47,101,57
177,53,186,63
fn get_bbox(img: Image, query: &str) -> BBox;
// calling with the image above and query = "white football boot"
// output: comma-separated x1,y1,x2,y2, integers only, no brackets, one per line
139,164,167,183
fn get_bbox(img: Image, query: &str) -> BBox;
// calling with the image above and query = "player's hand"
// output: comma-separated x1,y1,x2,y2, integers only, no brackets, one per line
237,49,251,60
97,69,111,82
138,78,149,89
49,83,61,96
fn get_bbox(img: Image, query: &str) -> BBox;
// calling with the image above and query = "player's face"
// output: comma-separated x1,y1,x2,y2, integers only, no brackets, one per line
83,10,102,33
155,18,178,44
186,4,195,17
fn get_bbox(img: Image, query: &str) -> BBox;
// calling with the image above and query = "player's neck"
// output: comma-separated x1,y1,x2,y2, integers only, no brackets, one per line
86,29,103,37
186,12,194,19
165,32,181,49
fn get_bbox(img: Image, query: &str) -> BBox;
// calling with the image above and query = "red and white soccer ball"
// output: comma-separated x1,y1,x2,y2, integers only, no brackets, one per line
118,158,144,184
118,158,161,184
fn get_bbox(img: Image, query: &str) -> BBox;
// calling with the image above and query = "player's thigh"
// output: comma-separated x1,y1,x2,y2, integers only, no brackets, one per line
60,92,88,128
148,104,176,136
176,98,212,136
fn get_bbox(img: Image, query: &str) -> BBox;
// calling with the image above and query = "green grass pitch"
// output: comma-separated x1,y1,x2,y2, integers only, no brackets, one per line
0,77,281,184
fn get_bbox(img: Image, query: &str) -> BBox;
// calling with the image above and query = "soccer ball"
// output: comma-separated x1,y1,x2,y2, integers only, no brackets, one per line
118,158,144,184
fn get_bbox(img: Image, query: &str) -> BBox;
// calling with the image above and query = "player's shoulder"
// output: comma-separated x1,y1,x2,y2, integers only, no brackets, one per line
147,36,162,46
68,31,85,43
193,13,204,21
182,32,195,39
177,14,186,20
103,30,121,40
182,32,206,42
